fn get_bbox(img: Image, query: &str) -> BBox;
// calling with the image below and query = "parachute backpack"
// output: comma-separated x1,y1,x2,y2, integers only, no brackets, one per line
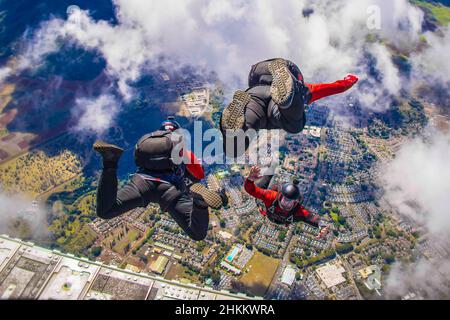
134,130,176,172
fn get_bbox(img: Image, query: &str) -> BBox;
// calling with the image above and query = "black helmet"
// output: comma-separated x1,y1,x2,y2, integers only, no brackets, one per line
160,116,181,132
279,180,303,211
281,179,302,199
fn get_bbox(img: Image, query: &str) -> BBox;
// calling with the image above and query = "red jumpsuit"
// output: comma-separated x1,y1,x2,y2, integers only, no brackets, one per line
305,75,359,105
244,178,320,226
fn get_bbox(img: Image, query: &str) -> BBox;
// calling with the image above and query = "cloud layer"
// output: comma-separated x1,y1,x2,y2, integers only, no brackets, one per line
381,128,450,299
3,0,446,114
381,129,450,234
0,192,50,240
385,257,450,299
72,94,120,135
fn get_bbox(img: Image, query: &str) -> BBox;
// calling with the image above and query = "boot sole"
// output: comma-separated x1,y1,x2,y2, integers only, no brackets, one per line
269,59,294,106
190,183,223,210
93,141,124,156
220,90,251,132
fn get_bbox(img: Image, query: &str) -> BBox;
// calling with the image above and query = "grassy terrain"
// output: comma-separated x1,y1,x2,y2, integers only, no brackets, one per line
103,225,142,255
53,224,97,256
0,149,82,197
239,251,280,297
0,83,15,113
330,212,339,224
165,262,191,281
414,0,450,25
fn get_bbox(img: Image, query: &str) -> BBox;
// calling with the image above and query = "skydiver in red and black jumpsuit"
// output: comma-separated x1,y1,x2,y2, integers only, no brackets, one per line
93,118,227,241
245,166,329,238
220,58,358,157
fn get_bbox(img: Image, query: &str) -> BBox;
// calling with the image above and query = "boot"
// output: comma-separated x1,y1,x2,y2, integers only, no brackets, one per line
268,59,296,107
190,183,227,210
93,140,124,169
220,90,252,132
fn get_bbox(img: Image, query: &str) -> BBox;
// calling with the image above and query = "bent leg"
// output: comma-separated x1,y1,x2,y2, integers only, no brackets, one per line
248,58,303,88
166,193,209,241
221,87,272,158
245,85,272,131
268,82,307,134
96,170,151,219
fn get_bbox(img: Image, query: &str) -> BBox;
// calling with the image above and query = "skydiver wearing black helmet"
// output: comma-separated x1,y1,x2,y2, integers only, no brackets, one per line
244,166,329,238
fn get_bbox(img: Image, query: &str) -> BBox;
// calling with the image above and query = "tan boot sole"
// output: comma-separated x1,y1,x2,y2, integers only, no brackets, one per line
190,183,223,210
221,90,251,131
93,141,124,156
269,59,294,105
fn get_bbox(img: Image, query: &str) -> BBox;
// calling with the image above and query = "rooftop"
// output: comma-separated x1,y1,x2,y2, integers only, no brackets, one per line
281,265,296,286
0,235,257,300
315,262,347,288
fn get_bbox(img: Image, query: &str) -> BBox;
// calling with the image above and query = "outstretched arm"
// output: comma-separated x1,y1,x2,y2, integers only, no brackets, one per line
244,166,277,202
298,207,330,239
244,178,274,202
299,207,321,227
305,75,358,105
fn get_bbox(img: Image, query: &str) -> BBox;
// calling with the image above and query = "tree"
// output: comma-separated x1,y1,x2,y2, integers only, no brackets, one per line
196,241,207,252
278,230,287,242
91,246,102,257
211,272,221,285
383,254,395,265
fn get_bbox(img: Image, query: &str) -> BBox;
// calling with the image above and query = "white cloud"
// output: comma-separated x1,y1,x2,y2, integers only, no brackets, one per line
1,0,435,112
385,257,450,299
411,26,450,86
72,94,120,135
381,128,450,299
0,192,50,240
0,19,64,83
381,129,450,234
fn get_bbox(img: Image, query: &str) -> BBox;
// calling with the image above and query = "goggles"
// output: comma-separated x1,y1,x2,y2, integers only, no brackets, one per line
279,195,299,212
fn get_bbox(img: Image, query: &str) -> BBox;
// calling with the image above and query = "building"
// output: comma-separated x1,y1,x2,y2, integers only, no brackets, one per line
150,256,169,275
180,87,210,117
126,264,141,273
0,235,257,300
218,231,233,241
362,265,382,295
220,262,241,275
315,262,347,288
281,265,296,286
358,265,378,279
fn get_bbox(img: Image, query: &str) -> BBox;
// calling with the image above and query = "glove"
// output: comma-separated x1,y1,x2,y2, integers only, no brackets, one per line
344,74,359,85
247,166,262,182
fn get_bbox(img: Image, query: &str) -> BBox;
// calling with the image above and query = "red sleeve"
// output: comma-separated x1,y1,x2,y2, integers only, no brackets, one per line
296,206,320,227
305,75,358,105
244,178,277,205
184,150,205,180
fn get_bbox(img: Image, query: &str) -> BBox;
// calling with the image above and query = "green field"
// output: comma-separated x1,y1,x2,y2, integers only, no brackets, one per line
239,251,280,297
330,212,339,223
103,226,141,255
414,0,450,25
